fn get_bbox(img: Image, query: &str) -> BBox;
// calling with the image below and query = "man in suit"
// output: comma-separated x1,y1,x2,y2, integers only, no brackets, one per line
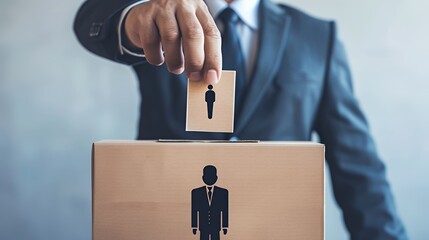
192,165,228,240
74,0,408,238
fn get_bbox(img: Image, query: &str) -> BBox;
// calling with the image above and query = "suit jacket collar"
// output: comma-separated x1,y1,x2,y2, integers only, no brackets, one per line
205,0,260,30
235,0,291,135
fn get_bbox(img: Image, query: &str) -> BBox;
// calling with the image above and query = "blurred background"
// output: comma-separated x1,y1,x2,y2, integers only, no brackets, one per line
1,0,428,239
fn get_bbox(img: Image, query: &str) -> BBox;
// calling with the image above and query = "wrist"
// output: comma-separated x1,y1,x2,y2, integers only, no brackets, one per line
117,0,149,56
122,11,140,51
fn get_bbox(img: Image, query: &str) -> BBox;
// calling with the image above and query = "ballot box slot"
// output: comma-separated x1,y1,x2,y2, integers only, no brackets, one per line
157,139,260,143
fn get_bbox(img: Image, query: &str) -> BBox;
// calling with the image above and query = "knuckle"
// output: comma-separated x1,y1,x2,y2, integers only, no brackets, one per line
177,0,194,10
167,61,184,71
136,9,155,26
203,24,221,39
140,35,157,47
205,56,222,70
198,1,209,11
136,14,147,24
187,58,204,69
146,56,163,66
184,23,203,40
210,53,222,66
161,28,180,43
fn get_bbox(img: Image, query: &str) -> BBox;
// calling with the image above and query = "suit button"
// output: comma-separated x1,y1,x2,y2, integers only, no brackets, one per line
89,22,103,37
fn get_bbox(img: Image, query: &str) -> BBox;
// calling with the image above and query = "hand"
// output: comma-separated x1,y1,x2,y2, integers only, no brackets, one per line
223,228,227,235
125,0,222,84
192,228,197,235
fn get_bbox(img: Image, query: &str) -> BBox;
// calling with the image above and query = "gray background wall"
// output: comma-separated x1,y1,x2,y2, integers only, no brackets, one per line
1,0,428,239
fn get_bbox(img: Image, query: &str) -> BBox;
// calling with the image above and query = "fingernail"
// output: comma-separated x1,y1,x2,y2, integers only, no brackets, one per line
189,72,202,81
170,66,184,75
206,69,218,84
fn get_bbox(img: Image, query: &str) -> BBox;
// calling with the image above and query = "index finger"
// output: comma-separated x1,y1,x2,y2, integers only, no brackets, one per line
176,8,205,81
196,6,222,84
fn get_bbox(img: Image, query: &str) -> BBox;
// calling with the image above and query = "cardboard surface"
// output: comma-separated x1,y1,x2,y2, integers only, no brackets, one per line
92,141,325,240
186,71,236,133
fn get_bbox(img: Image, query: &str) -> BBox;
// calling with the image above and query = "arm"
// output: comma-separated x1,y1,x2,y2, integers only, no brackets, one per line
191,190,198,230
73,0,146,65
314,22,407,239
222,190,229,231
74,0,222,83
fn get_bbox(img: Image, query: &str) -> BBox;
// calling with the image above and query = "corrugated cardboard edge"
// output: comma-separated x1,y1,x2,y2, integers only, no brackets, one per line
91,143,95,240
322,144,326,240
94,140,324,147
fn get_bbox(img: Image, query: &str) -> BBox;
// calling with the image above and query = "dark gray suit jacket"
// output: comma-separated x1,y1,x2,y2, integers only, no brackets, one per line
192,186,228,232
74,0,407,238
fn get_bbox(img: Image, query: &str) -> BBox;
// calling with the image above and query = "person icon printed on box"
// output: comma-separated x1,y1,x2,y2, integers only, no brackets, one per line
192,165,228,240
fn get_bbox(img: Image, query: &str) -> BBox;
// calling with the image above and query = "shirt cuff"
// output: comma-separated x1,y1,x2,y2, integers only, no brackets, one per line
117,0,150,57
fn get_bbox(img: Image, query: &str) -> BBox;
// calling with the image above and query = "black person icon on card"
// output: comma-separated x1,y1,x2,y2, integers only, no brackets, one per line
206,85,216,119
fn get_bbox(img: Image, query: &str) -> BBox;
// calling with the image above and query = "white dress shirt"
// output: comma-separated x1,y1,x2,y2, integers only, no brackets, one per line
117,0,260,81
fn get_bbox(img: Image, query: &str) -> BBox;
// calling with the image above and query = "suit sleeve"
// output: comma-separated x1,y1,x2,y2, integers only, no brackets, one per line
191,190,198,228
73,0,148,65
222,190,229,228
314,22,408,240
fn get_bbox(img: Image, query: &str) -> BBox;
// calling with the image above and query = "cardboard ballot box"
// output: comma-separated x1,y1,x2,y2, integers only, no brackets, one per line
92,141,325,240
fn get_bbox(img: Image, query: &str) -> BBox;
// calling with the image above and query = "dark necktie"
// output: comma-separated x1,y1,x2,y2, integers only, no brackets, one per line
218,7,246,112
208,187,213,202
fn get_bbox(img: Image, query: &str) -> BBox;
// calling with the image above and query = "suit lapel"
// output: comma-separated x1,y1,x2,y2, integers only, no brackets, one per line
235,0,291,135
